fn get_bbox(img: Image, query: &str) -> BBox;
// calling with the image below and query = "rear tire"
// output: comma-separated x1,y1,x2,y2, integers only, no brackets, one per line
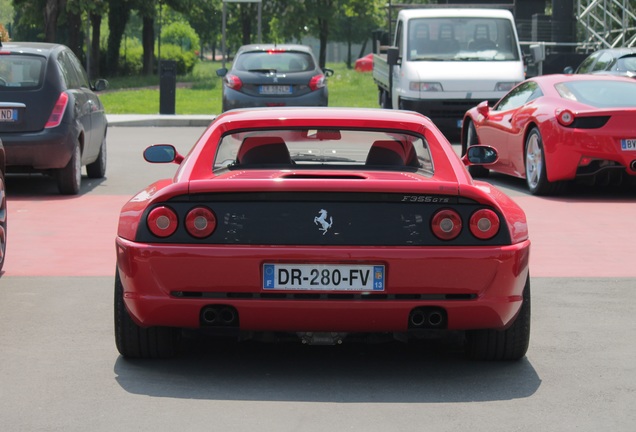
86,135,107,179
525,128,564,195
114,269,180,359
57,143,81,195
0,169,6,273
465,276,531,361
465,120,489,178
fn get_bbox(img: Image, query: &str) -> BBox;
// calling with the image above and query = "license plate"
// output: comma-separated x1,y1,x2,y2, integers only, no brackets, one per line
621,138,636,151
0,108,18,122
259,85,292,95
263,264,385,291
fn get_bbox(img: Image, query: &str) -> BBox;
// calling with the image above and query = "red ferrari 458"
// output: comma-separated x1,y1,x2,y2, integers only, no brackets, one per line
115,107,531,360
462,74,636,195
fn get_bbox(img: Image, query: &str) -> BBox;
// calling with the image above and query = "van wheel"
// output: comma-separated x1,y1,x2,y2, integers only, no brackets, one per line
57,143,81,195
114,269,180,359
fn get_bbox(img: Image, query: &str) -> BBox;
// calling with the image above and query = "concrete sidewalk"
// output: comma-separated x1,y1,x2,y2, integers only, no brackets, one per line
106,114,215,127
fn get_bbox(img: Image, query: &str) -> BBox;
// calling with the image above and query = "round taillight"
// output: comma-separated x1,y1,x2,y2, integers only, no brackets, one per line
185,207,217,238
147,206,178,238
469,209,500,240
431,209,462,240
556,109,574,126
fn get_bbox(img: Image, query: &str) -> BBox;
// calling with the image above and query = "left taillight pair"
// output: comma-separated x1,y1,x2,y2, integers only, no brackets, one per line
431,208,500,241
147,206,217,239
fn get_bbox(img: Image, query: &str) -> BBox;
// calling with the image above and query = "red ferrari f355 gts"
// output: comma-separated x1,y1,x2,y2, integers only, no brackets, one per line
115,107,531,360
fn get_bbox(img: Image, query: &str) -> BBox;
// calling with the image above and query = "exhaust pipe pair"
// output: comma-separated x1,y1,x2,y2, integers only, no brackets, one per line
409,307,446,329
200,305,238,327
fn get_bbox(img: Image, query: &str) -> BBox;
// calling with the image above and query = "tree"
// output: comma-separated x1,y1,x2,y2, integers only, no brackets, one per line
334,0,384,68
106,0,132,75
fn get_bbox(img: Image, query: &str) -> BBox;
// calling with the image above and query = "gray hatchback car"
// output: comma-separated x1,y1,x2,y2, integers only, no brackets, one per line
216,44,333,112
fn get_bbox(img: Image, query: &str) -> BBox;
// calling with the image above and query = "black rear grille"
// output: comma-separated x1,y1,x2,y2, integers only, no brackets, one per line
136,192,511,246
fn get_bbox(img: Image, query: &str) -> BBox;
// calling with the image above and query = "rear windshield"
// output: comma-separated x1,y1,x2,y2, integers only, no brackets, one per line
555,80,636,108
0,55,46,89
213,129,434,175
233,51,316,73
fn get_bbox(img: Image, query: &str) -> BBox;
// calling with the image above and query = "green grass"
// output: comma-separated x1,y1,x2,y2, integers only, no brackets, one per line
99,61,378,115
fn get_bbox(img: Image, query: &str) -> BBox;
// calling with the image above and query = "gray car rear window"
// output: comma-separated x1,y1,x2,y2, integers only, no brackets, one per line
234,51,316,73
0,55,46,89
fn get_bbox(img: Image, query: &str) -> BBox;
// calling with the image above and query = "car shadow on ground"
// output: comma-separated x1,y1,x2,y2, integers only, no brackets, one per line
113,336,541,403
482,172,636,202
4,173,107,198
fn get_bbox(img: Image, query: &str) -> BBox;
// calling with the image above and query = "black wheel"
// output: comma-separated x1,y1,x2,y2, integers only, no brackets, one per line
525,128,561,195
86,135,107,179
57,143,81,195
380,89,392,109
0,170,6,273
464,120,489,178
114,269,180,359
465,276,531,361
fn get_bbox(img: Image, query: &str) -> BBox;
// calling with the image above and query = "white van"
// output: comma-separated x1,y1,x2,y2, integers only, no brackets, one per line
373,8,525,138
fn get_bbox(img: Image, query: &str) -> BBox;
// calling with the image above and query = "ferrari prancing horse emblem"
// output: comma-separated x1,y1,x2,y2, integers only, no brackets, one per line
313,209,333,235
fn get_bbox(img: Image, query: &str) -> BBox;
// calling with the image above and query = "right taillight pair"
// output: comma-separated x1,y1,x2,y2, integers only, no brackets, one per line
431,208,500,241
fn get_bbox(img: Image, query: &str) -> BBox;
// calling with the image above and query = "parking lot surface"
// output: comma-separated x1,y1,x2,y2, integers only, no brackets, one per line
1,126,634,431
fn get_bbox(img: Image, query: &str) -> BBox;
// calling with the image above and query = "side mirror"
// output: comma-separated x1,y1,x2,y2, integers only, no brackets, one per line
323,68,334,78
563,66,574,74
462,145,498,166
143,144,184,164
216,68,228,77
476,100,490,118
387,47,400,66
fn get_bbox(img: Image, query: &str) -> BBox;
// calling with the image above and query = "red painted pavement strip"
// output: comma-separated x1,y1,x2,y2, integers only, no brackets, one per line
514,196,636,278
3,195,128,277
2,194,635,278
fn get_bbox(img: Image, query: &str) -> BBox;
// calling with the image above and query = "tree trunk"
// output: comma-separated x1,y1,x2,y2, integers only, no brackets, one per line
240,4,252,45
90,13,102,78
142,17,155,75
318,17,329,69
106,0,131,75
67,10,83,61
44,0,65,42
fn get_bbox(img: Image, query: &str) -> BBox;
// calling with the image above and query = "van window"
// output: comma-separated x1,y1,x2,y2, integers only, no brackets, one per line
407,17,520,61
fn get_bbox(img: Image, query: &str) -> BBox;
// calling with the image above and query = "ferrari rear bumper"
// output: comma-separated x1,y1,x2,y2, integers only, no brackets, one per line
116,238,531,333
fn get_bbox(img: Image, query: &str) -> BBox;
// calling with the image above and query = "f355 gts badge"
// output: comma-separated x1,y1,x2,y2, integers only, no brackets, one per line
313,209,333,235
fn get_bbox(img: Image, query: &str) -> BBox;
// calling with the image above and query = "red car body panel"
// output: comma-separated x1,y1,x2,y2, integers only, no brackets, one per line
462,74,636,183
116,108,530,336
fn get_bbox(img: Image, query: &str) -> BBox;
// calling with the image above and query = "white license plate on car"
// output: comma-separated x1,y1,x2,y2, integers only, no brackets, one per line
259,85,292,95
263,264,385,291
0,108,17,122
621,138,636,151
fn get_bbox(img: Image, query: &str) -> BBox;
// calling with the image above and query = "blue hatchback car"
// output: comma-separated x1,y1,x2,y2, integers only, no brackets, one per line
0,42,108,194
